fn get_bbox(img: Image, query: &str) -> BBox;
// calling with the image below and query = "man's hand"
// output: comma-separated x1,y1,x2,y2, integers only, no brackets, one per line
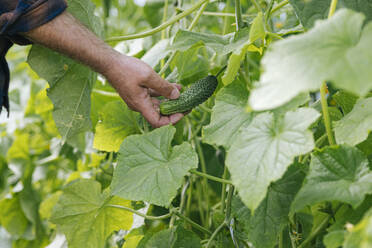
105,55,184,127
23,11,184,127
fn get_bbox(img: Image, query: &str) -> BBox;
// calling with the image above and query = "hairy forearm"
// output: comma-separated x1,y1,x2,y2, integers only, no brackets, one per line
23,11,117,77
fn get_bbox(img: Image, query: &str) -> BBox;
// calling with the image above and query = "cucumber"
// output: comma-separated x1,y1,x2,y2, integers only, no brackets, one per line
160,75,218,115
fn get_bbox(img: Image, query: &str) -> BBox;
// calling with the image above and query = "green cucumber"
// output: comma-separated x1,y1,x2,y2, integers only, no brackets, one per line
160,75,218,115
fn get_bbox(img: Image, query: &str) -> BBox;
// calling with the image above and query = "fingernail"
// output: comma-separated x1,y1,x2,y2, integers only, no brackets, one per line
170,88,180,99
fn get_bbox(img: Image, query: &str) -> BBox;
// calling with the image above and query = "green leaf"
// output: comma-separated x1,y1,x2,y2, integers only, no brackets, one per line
343,208,372,248
327,197,372,235
324,230,346,248
170,28,260,56
289,0,331,28
222,16,264,85
111,126,198,207
66,0,103,37
202,79,252,149
51,179,133,248
249,12,266,43
27,50,95,145
226,108,320,211
334,98,372,146
170,29,231,54
39,191,62,220
291,145,372,212
231,163,306,248
249,9,372,110
93,100,140,152
332,90,358,115
170,45,209,85
27,0,103,146
90,82,120,128
143,226,201,248
0,197,28,237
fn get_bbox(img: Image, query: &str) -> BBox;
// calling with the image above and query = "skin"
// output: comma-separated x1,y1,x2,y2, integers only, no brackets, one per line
23,11,184,128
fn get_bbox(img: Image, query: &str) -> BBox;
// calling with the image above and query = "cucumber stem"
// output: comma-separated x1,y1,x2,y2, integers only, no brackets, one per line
215,65,228,77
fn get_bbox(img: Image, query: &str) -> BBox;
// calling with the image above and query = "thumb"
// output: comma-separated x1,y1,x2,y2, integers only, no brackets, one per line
144,74,180,100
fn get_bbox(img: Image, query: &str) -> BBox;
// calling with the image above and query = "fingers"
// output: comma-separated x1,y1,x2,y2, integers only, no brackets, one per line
143,74,180,100
138,95,183,128
148,83,182,97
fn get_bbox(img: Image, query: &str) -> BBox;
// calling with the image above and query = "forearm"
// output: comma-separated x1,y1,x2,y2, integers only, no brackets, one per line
23,11,117,78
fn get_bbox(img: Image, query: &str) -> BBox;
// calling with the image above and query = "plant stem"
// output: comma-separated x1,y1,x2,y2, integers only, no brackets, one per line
297,204,342,248
206,222,226,248
202,11,254,18
161,0,169,40
190,169,233,185
266,32,284,40
279,230,284,248
106,204,173,220
194,136,210,228
318,0,338,146
235,0,244,31
173,211,212,235
328,0,338,18
160,0,169,75
186,177,193,216
189,1,209,30
320,82,336,145
264,0,275,31
106,0,208,42
220,166,229,214
158,0,209,75
271,0,289,14
92,89,119,97
251,0,262,12
225,185,234,221
179,180,190,213
196,178,206,225
316,133,328,147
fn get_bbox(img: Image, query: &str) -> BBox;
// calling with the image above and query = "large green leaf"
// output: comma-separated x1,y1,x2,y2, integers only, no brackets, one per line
111,126,198,207
232,164,305,248
202,79,252,149
226,108,319,211
51,179,133,248
93,100,140,152
142,226,201,248
289,0,331,28
249,9,372,110
343,208,372,248
291,145,372,212
334,98,372,146
27,0,102,146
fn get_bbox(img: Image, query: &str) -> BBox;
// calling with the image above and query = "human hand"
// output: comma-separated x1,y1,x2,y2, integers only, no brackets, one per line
105,54,184,128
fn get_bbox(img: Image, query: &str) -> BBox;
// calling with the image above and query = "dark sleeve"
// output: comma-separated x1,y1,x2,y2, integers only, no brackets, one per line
0,0,67,115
